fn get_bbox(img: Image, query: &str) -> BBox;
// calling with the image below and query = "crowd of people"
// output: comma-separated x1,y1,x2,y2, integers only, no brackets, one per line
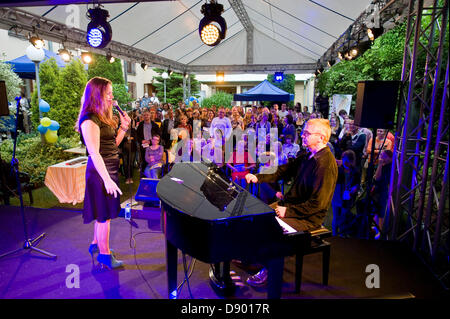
114,97,394,239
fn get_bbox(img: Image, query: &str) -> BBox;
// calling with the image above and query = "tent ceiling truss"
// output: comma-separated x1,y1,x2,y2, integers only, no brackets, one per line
229,0,253,65
0,5,316,73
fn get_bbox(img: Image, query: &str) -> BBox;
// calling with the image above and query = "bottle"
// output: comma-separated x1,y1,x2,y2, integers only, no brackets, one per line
125,203,131,220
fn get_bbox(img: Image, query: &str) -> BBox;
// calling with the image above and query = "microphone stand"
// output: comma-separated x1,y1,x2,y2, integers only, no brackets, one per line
0,96,56,260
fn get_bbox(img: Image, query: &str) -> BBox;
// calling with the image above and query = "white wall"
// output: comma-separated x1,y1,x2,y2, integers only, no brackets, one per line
125,63,158,99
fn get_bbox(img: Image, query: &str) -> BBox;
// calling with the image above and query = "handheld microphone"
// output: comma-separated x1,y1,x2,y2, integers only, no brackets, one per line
113,101,125,117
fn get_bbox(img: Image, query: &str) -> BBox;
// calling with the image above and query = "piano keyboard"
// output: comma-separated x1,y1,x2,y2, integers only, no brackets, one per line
275,216,297,234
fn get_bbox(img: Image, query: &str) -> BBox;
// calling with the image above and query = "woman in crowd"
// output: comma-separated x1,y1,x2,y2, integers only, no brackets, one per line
176,114,193,138
144,134,164,179
281,114,296,143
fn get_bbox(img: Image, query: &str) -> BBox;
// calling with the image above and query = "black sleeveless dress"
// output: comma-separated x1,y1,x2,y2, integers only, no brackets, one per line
80,113,121,224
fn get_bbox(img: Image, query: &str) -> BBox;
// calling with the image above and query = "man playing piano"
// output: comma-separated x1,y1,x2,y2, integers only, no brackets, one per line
244,118,338,287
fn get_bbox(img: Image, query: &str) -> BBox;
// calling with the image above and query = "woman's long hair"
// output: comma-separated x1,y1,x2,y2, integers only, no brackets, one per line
75,77,116,132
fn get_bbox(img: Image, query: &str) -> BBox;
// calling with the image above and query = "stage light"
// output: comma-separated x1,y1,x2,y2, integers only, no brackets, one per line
337,51,344,60
183,72,189,79
367,27,383,42
106,51,115,63
86,6,112,48
317,65,324,74
58,48,72,62
216,71,224,82
199,1,227,46
81,52,93,64
327,58,336,67
350,47,359,58
274,72,284,82
168,68,173,76
141,62,148,70
28,33,44,49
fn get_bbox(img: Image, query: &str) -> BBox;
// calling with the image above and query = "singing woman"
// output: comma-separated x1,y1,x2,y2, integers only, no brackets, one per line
76,77,131,269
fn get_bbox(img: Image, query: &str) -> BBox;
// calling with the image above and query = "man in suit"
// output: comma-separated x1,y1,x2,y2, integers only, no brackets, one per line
244,118,338,286
161,108,175,150
136,108,161,176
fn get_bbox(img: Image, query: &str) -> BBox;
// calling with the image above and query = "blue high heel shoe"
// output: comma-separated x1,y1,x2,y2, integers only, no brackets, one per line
89,244,115,263
97,253,124,270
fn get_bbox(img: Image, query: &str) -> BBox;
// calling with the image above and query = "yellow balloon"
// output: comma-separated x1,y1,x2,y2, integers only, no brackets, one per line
41,117,52,127
45,130,58,143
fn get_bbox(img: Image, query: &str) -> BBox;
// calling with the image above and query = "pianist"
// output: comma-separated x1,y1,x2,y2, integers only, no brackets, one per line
244,118,338,286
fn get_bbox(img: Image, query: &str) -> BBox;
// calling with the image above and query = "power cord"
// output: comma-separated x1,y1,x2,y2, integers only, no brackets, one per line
177,253,197,298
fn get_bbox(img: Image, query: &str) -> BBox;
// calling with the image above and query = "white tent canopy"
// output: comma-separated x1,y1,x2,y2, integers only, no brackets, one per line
1,0,375,73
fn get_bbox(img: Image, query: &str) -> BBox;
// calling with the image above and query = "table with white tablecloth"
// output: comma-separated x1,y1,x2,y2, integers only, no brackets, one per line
44,156,88,205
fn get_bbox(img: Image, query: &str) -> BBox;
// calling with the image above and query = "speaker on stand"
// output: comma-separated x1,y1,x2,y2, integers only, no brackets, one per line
354,81,400,239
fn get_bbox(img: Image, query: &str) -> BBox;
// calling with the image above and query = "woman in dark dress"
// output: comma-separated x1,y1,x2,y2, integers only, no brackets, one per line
76,77,131,270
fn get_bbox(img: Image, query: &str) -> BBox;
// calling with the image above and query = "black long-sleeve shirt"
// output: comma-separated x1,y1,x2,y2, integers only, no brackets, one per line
256,146,338,230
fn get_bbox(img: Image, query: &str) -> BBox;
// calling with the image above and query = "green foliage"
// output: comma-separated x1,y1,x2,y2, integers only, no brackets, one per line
0,59,23,132
50,59,87,138
315,22,407,111
201,91,233,108
0,59,23,102
30,58,88,138
87,53,125,84
30,59,60,129
152,68,200,105
113,83,133,110
265,73,296,107
0,133,80,186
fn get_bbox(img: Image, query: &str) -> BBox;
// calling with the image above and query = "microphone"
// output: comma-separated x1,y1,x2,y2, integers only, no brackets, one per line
113,101,125,117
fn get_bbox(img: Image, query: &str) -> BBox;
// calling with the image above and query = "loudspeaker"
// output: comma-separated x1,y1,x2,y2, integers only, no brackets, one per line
354,80,400,129
0,81,9,116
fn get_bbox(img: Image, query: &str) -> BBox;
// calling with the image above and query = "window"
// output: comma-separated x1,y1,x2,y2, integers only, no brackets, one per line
127,82,137,99
126,61,136,75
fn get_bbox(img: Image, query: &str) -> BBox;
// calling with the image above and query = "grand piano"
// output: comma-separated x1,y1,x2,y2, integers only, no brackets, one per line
156,162,311,299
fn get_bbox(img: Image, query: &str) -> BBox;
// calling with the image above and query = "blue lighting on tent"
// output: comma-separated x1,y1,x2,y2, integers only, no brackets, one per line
87,28,103,48
274,72,284,82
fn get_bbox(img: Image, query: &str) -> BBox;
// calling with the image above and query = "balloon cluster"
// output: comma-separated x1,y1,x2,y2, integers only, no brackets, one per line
185,96,199,107
37,100,60,143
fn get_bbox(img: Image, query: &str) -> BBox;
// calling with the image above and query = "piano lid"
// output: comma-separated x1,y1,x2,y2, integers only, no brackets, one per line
156,162,274,220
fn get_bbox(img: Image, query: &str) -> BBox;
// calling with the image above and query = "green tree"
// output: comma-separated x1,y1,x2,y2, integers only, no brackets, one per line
0,60,23,133
50,59,87,138
0,59,23,102
152,68,200,105
30,58,60,129
315,22,407,112
87,53,124,84
201,91,233,108
112,83,133,110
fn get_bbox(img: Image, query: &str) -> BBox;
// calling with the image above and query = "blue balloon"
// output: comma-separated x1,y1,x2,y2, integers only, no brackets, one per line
49,120,60,131
37,124,48,134
189,96,195,101
39,99,50,113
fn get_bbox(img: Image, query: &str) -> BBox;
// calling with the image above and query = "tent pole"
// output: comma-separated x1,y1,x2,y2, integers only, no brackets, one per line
34,61,42,119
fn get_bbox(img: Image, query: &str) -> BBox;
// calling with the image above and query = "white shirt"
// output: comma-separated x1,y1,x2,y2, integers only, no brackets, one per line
278,110,288,119
209,117,233,140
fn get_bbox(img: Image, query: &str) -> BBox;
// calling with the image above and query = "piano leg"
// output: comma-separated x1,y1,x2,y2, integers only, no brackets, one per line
209,262,235,296
166,239,178,299
266,257,284,299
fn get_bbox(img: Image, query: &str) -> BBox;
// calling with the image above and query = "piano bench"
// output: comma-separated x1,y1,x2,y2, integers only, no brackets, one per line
294,227,331,293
